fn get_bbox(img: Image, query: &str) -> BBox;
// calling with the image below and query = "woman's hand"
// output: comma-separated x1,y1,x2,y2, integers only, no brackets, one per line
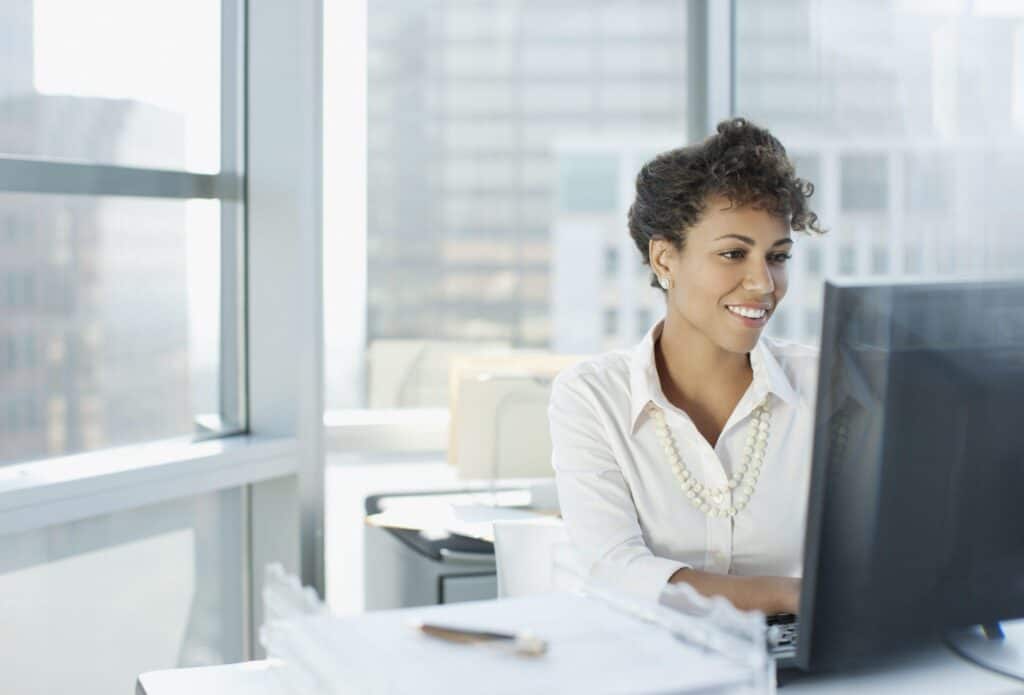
669,568,802,615
760,575,801,615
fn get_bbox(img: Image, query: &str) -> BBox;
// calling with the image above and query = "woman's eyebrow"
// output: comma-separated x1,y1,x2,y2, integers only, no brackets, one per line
714,234,794,247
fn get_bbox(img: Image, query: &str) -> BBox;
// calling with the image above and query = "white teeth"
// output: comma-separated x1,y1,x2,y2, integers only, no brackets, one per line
727,305,767,319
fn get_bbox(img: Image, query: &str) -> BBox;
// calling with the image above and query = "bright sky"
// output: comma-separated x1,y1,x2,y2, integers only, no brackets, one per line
32,0,220,173
33,0,224,377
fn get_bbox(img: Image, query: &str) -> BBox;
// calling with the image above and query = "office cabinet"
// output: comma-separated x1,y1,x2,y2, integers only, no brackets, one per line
363,492,498,610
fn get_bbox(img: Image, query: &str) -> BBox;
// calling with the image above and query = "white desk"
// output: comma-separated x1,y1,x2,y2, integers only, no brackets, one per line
137,648,1022,695
136,659,288,695
782,645,1023,693
138,606,1024,695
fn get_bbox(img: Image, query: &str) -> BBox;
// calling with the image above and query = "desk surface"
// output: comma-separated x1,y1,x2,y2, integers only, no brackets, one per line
782,645,1023,693
138,641,1024,695
136,660,288,695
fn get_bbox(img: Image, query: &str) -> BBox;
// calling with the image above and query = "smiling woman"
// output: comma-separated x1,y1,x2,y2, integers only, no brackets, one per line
549,118,827,615
650,200,794,356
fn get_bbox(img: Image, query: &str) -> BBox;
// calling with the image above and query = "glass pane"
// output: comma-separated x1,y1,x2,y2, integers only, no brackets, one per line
0,488,244,692
738,0,1024,345
0,0,221,173
352,0,689,409
0,193,237,465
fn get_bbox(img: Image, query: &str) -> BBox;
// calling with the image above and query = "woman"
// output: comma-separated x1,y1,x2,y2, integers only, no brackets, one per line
549,118,825,615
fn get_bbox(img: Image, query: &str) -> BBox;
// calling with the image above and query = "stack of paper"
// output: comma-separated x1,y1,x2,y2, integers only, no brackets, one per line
265,593,763,695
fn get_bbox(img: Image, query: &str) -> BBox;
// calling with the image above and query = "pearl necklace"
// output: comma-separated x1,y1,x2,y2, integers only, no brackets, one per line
649,398,772,518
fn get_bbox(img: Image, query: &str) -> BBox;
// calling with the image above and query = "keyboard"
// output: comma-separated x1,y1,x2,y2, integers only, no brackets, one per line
767,612,799,661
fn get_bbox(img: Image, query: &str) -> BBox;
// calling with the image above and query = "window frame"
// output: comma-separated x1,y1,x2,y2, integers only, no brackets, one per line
0,0,327,656
0,0,248,447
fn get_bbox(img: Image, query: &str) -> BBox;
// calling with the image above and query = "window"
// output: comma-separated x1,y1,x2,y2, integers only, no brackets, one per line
560,154,620,213
805,246,823,276
790,154,820,195
905,243,923,274
905,153,953,212
871,244,890,275
838,244,857,276
636,308,652,334
1,3,320,693
1,0,221,173
841,155,888,212
346,0,691,410
0,0,245,465
604,307,619,338
768,310,787,337
604,247,620,278
736,0,1024,344
804,308,821,341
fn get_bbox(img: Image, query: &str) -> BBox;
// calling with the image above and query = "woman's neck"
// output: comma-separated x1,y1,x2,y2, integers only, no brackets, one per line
655,312,753,419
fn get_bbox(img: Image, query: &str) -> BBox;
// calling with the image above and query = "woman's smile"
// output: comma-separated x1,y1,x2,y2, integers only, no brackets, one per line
725,303,772,326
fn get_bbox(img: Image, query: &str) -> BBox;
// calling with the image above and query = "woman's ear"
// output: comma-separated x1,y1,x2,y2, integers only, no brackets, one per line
649,238,674,279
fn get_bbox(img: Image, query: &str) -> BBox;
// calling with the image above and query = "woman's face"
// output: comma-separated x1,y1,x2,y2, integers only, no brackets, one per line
651,196,793,355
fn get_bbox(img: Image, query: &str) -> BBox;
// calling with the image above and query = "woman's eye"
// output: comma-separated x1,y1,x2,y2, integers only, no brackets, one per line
720,250,745,260
770,253,793,264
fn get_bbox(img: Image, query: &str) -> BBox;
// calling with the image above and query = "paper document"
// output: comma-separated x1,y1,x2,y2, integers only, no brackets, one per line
271,593,756,695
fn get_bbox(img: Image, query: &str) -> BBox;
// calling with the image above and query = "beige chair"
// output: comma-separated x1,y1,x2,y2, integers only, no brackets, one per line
367,339,509,408
448,353,582,480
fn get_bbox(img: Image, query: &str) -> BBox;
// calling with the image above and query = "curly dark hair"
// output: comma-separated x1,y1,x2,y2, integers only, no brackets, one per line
628,117,826,288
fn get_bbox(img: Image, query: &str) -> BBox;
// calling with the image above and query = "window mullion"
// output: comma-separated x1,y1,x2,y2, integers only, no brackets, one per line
217,0,248,435
0,157,242,200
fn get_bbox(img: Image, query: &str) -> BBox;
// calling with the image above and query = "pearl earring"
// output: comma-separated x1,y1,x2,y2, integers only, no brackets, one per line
658,276,671,290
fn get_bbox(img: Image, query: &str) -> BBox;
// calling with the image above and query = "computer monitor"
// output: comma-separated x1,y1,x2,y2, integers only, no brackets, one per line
798,278,1024,672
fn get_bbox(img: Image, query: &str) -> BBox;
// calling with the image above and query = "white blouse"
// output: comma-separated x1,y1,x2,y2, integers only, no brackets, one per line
549,321,819,603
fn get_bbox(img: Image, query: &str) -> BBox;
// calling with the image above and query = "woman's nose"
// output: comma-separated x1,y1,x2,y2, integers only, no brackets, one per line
743,260,775,293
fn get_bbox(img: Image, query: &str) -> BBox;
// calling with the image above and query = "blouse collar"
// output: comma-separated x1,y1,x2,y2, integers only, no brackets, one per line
628,319,798,434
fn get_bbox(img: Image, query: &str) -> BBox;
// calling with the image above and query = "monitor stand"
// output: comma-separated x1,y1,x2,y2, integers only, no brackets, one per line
945,618,1024,681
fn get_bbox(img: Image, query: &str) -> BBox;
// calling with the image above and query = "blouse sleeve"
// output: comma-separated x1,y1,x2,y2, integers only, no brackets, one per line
548,372,688,603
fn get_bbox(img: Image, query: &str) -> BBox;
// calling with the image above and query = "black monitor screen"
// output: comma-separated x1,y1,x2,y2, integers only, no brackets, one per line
798,279,1024,671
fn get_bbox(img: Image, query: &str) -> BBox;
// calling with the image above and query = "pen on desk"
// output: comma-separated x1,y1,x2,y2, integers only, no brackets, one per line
414,621,548,656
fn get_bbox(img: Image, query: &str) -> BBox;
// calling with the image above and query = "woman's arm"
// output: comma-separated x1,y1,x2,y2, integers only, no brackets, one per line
669,568,801,615
550,373,688,602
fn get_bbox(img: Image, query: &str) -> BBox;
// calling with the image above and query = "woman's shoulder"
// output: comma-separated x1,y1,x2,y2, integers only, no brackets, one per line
551,348,632,399
549,349,635,428
759,335,820,396
760,334,820,362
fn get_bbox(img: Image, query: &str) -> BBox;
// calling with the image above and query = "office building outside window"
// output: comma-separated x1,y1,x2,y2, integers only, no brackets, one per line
330,0,1024,412
357,0,690,409
735,0,1024,345
0,0,245,465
